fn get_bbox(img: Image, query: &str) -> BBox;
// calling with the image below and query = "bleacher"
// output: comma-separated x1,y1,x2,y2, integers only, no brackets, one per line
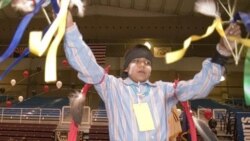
0,107,60,140
190,99,230,110
0,123,57,141
0,106,98,140
1,97,249,140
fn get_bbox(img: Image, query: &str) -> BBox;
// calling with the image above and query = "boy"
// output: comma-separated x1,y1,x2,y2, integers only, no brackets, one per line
64,12,241,141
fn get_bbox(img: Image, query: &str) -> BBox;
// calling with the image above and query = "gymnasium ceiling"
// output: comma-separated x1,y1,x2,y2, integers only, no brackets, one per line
1,0,249,18
0,0,249,57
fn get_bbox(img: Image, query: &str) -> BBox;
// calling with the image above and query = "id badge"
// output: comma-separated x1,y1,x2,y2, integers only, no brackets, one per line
133,103,155,131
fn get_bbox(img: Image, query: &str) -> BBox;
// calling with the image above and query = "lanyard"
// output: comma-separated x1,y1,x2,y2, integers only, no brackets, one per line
131,83,150,103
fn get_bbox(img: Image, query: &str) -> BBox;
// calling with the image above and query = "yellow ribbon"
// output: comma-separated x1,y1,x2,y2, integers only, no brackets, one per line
228,36,250,47
165,18,250,64
29,0,70,82
215,20,250,47
165,18,220,64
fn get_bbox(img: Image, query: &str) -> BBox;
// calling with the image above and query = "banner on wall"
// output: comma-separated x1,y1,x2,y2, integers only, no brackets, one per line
236,112,250,141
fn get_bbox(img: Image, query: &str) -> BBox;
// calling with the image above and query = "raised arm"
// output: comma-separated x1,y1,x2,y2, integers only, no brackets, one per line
63,12,105,84
175,23,241,101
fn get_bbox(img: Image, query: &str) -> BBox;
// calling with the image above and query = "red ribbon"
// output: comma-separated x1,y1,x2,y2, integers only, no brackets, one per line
174,79,197,141
68,65,111,141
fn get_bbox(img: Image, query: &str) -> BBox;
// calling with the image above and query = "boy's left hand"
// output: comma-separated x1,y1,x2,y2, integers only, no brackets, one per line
217,23,241,56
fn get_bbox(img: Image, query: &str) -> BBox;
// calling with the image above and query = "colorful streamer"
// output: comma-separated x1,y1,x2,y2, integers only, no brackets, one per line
233,12,250,105
174,79,197,141
45,5,67,82
68,65,111,141
0,48,29,80
29,0,69,82
234,12,250,32
165,17,250,64
0,0,59,80
50,0,60,14
244,48,250,105
0,0,44,80
165,18,220,64
0,0,44,63
166,0,250,64
181,101,197,141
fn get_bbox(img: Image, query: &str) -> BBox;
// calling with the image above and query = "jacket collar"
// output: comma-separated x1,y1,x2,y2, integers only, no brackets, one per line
123,77,156,87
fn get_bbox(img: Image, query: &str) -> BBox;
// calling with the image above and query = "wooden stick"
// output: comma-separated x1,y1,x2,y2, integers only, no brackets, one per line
42,8,51,24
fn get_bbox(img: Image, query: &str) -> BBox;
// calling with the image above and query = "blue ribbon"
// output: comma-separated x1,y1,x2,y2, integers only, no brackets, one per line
0,0,45,63
51,0,60,14
0,0,45,80
0,0,59,79
0,48,29,80
234,12,250,32
42,0,59,36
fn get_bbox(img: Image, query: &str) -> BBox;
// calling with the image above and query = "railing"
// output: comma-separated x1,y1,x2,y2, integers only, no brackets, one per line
0,106,108,126
0,107,61,124
0,107,108,126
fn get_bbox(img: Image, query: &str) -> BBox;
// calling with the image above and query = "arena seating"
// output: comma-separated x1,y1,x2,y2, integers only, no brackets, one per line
87,109,109,140
0,122,57,141
1,98,247,140
87,125,109,141
190,99,230,110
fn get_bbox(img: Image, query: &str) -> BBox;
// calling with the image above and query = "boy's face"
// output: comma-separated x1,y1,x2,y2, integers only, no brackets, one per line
124,57,152,83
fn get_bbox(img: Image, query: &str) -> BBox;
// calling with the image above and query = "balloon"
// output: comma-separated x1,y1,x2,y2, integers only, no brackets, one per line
23,70,29,78
43,85,49,93
18,96,23,102
10,79,16,86
62,59,68,66
204,109,212,120
6,100,12,107
56,81,62,89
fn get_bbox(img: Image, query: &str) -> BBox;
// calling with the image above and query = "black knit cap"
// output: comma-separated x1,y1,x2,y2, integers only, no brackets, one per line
121,44,153,78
